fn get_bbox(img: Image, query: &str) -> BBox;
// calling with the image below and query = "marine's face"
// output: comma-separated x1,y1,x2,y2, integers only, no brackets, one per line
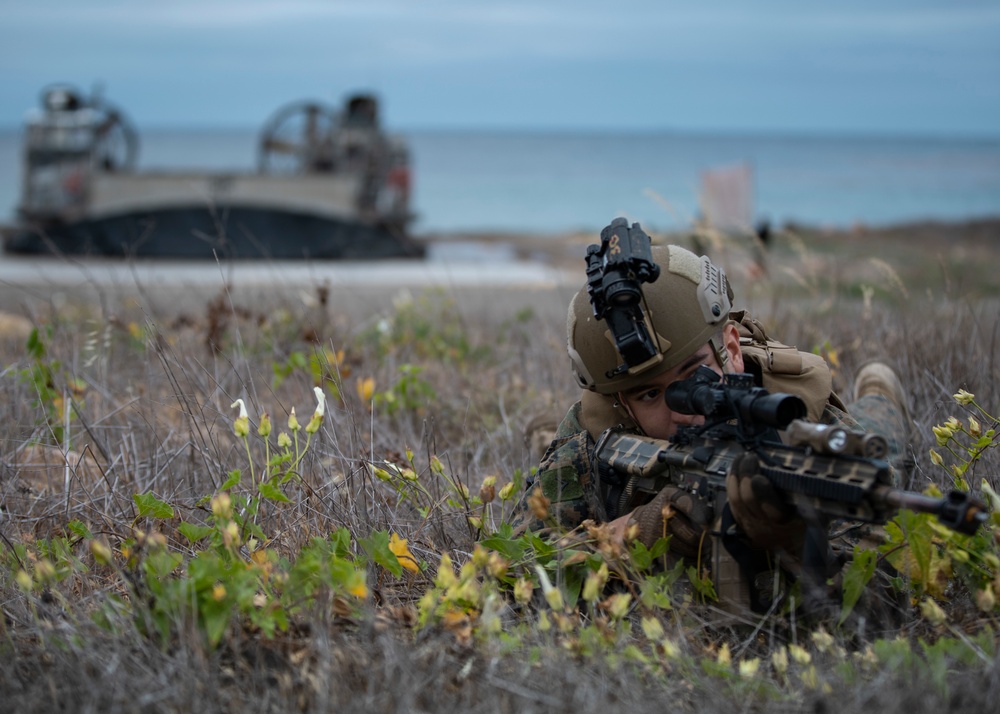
618,323,744,441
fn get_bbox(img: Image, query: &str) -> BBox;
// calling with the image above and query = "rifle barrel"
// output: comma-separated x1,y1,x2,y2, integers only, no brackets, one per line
881,488,989,536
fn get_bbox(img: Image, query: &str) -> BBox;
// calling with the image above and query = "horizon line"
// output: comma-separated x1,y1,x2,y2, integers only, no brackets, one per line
0,122,997,143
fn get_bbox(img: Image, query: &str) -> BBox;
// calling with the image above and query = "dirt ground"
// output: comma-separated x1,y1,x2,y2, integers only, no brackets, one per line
423,216,1000,269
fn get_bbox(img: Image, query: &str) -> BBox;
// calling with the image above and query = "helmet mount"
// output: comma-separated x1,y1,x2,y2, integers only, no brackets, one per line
584,218,661,378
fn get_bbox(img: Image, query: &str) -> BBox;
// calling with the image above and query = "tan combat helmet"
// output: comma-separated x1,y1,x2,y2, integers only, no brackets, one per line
567,237,735,395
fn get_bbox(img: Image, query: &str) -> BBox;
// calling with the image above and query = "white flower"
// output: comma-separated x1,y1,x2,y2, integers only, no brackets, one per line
231,399,250,438
313,387,326,418
231,399,248,419
306,387,326,434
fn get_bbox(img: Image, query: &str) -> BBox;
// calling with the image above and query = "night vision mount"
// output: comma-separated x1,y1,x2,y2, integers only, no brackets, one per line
585,217,661,378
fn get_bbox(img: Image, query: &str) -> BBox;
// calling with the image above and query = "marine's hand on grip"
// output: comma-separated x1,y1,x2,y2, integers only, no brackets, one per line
725,453,806,556
628,485,712,556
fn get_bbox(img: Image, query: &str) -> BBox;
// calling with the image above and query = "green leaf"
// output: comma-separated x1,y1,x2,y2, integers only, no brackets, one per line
880,519,906,550
639,566,684,610
528,534,556,562
358,530,402,577
561,562,585,605
245,520,267,541
67,520,93,539
178,521,215,543
629,537,671,571
480,532,527,562
26,327,43,359
330,527,352,558
919,639,959,697
200,598,232,648
872,637,916,672
649,536,670,560
267,452,292,468
898,510,934,588
329,558,369,600
220,469,241,491
249,601,288,639
143,549,183,579
259,481,291,503
687,565,717,602
839,548,877,625
133,493,175,519
630,540,654,571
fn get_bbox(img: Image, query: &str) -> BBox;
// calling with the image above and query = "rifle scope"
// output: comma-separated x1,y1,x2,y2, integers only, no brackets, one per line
665,366,807,431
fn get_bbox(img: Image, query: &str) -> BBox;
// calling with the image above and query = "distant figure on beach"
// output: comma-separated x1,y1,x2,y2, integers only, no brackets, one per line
755,217,771,247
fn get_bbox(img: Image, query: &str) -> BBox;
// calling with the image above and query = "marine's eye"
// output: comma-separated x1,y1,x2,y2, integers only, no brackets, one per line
635,388,661,404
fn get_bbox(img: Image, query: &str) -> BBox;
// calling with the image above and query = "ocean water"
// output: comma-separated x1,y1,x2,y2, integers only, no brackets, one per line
1,128,998,235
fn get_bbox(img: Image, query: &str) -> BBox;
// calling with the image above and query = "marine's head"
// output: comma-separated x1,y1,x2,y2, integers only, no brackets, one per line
567,226,736,396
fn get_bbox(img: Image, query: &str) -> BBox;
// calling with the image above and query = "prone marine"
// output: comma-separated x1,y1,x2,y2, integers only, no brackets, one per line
515,217,919,616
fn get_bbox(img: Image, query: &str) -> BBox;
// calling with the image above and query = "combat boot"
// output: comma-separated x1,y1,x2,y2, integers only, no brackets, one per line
852,361,913,438
523,410,561,465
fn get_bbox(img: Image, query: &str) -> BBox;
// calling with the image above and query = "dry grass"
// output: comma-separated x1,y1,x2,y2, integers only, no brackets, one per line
1,222,999,712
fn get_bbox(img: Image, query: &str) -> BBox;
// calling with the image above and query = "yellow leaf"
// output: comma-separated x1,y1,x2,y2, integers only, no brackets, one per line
389,533,420,574
347,572,369,599
53,396,66,421
441,609,470,629
356,376,376,403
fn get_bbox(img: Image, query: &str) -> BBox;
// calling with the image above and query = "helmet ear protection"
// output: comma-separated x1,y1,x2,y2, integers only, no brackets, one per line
568,219,734,395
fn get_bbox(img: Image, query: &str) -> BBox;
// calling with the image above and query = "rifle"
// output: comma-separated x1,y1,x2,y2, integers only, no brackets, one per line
594,366,988,537
593,366,988,612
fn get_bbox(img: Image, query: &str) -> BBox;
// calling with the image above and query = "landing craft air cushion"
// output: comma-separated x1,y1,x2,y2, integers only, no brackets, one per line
3,85,424,259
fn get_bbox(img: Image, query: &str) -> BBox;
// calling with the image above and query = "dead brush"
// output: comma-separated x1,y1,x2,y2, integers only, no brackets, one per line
2,242,1000,714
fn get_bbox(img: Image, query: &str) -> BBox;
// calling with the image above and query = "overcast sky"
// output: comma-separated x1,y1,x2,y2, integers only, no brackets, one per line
1,0,998,137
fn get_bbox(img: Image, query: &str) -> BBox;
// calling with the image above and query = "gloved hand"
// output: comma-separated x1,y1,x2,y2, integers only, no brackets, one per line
628,486,712,557
725,453,806,556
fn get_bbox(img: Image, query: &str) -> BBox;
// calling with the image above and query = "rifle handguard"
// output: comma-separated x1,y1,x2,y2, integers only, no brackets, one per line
785,419,889,459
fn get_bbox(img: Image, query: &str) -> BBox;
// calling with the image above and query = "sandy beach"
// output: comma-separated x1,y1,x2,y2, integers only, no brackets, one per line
0,217,996,323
